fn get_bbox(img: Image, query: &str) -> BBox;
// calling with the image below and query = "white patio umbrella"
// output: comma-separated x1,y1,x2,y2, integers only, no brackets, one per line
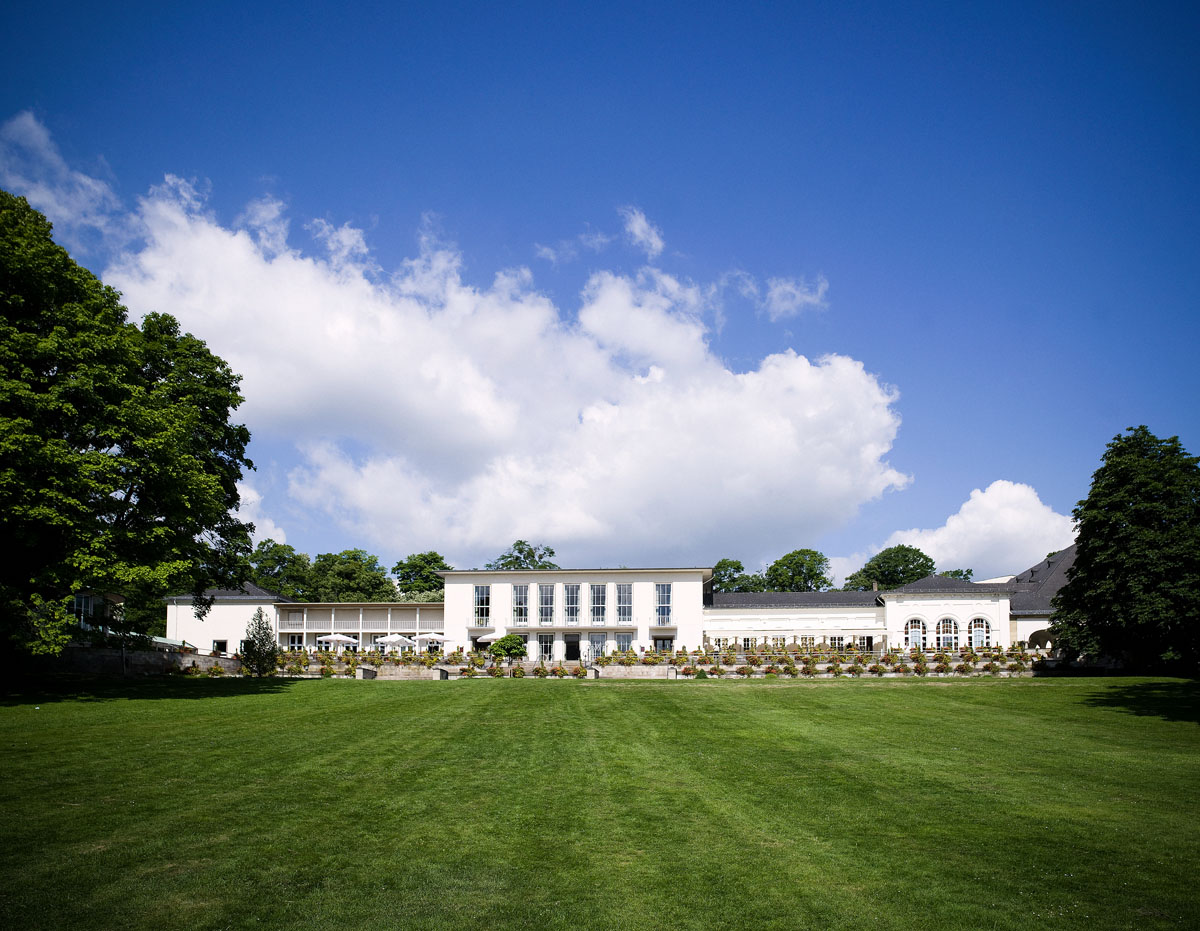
316,633,357,652
376,633,416,652
476,630,506,642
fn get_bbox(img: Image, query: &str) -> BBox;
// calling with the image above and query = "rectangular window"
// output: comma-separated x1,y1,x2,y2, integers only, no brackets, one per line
771,636,786,649
616,632,632,652
653,637,674,652
212,640,227,654
512,585,528,627
743,637,754,651
287,634,303,649
655,583,672,625
538,633,554,662
588,633,606,657
539,584,554,626
473,585,490,625
564,584,580,626
800,636,815,650
617,583,633,625
712,638,727,651
590,584,606,624
830,636,845,650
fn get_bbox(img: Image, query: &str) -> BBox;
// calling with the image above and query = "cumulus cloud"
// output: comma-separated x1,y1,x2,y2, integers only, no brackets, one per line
6,114,914,568
618,205,664,258
831,481,1076,584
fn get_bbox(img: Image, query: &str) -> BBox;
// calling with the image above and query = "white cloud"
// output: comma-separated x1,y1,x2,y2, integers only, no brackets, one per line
236,482,288,545
618,205,665,259
0,110,128,253
764,275,829,321
831,480,1075,584
6,115,913,568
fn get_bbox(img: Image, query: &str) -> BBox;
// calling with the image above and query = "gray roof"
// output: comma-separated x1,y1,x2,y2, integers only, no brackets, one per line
168,581,293,603
708,590,881,609
1008,544,1075,615
889,576,1013,595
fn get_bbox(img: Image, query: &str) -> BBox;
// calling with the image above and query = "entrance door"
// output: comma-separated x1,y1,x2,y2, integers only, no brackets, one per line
564,634,580,661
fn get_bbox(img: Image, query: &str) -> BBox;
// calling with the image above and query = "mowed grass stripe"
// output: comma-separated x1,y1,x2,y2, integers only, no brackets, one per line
1,677,1197,930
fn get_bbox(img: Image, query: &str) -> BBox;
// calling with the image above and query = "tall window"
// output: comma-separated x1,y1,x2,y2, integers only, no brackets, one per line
906,619,926,650
287,634,303,650
655,583,672,625
564,584,580,626
538,633,554,662
590,584,606,624
616,632,632,652
538,584,554,626
799,636,815,650
473,585,490,626
936,618,959,649
513,584,529,627
588,633,606,657
830,636,845,650
969,618,990,649
615,583,632,625
742,637,754,651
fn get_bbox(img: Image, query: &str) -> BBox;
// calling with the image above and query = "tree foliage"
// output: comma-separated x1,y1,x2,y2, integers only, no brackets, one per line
485,540,559,570
0,191,254,654
764,549,832,592
487,633,528,662
842,545,936,591
307,550,397,602
1051,426,1200,670
392,551,452,593
939,568,974,582
711,558,767,593
241,607,279,676
247,539,312,600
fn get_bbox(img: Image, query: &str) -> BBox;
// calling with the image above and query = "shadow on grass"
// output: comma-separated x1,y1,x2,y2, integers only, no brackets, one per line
0,674,301,707
1082,679,1200,725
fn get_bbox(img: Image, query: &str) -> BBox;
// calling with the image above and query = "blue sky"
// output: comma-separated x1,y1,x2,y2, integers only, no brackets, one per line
3,1,1197,579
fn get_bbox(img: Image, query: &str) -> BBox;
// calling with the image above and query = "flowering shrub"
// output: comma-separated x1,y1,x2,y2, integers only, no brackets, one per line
487,665,505,678
641,652,662,666
596,654,612,667
800,663,816,677
571,665,588,678
827,662,843,677
550,665,567,678
868,663,887,676
933,662,950,675
1007,660,1027,673
320,664,334,677
617,651,636,667
680,666,696,677
709,665,726,677
892,662,910,675
982,661,1001,674
846,663,864,677
459,667,477,678
735,665,751,677
532,665,549,678
913,662,928,676
954,662,973,675
511,666,526,678
881,652,899,665
207,664,224,677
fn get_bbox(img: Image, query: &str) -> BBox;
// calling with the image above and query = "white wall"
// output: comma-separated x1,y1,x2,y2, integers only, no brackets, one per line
165,596,275,653
882,594,1012,650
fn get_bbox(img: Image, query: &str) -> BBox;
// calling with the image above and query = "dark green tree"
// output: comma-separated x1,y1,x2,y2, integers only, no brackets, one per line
843,545,936,591
1051,426,1200,670
392,551,453,593
308,550,397,602
485,540,559,570
240,607,279,676
487,633,528,664
248,539,313,600
938,568,974,582
710,558,766,593
0,191,254,654
764,549,832,592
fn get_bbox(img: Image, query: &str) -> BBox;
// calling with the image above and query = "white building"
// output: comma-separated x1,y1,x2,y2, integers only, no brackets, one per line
165,548,1072,658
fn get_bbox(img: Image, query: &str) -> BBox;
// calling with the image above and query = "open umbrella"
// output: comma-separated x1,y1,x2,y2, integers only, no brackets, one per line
476,630,506,642
376,633,416,651
316,633,357,653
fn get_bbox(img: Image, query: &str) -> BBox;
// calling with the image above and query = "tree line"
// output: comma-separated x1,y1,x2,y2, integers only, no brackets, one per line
713,545,970,593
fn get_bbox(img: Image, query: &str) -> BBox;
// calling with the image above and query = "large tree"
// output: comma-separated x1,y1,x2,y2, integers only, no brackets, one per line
247,539,313,600
710,558,767,593
842,545,936,591
392,551,452,593
485,540,560,570
764,548,832,592
1052,426,1200,670
0,191,254,654
307,549,397,602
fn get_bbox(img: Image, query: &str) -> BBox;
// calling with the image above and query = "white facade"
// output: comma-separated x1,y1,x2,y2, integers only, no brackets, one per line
442,568,708,661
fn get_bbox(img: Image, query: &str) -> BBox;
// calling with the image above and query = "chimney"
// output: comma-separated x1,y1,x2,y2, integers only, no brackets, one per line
872,581,878,592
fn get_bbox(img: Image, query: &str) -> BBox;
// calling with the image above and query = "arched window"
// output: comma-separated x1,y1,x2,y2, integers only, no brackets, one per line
936,618,959,650
969,617,990,649
905,619,926,650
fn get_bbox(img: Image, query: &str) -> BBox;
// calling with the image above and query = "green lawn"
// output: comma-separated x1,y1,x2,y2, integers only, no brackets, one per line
1,677,1197,930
